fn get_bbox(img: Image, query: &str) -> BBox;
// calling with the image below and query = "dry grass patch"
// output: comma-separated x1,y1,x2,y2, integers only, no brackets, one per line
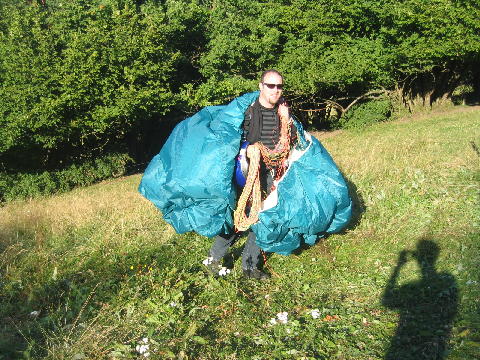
0,175,175,247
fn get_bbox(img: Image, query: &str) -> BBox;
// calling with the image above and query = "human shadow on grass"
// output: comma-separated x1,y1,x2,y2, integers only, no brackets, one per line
382,239,458,360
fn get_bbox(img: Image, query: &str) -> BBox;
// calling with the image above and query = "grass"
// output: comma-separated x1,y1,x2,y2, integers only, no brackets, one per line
1,106,479,359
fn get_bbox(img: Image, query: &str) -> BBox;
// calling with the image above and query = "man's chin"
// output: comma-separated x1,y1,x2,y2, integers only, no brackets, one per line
269,96,281,105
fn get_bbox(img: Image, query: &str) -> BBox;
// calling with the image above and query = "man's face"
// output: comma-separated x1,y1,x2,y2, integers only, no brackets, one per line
258,72,283,108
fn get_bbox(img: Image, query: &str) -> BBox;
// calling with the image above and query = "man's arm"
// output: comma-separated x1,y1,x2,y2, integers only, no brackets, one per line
278,100,298,144
382,250,408,307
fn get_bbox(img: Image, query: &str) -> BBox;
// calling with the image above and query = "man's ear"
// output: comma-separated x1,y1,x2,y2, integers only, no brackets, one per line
258,82,263,91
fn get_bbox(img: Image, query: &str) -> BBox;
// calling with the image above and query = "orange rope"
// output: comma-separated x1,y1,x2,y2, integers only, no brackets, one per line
234,144,262,231
234,109,292,231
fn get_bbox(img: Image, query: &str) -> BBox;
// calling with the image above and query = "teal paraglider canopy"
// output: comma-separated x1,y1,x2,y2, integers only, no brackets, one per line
138,91,352,255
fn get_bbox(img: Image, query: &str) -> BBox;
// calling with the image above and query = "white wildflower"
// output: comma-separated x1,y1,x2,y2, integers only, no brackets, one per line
269,312,289,325
234,332,240,336
218,267,231,276
202,257,213,266
169,302,178,307
277,312,288,324
135,338,150,357
29,310,41,318
310,309,320,319
135,344,149,355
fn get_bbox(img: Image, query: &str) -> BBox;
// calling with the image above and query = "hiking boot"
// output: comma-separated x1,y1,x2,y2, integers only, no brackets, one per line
243,268,270,280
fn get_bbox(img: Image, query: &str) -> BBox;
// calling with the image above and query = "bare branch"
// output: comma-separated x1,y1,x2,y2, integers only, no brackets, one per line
292,89,389,116
343,89,387,114
298,107,327,112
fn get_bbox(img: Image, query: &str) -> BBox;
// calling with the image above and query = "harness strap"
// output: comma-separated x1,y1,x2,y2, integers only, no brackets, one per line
234,108,292,231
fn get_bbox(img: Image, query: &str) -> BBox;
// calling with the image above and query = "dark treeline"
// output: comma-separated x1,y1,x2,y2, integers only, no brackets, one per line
0,0,479,200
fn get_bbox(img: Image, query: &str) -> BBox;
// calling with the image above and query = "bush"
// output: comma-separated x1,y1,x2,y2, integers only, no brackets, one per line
1,0,479,191
0,0,205,171
338,98,393,130
0,153,132,202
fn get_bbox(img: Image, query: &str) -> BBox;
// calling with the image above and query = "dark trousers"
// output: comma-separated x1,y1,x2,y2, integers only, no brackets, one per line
210,161,271,271
209,231,262,270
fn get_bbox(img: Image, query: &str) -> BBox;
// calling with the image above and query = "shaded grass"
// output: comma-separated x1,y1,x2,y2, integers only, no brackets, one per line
0,107,479,359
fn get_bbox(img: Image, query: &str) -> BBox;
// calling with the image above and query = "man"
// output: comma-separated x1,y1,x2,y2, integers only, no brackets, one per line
139,69,351,281
205,69,295,280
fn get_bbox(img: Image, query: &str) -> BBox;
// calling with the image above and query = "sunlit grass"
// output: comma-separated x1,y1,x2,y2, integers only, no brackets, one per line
1,107,479,359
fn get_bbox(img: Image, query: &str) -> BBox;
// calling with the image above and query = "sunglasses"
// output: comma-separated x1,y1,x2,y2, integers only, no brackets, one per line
262,82,284,90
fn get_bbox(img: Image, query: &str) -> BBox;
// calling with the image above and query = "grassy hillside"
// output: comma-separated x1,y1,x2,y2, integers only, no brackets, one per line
1,107,479,359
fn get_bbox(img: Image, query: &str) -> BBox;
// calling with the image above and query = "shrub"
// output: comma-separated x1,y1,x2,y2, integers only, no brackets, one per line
0,153,132,202
338,98,393,130
0,0,202,171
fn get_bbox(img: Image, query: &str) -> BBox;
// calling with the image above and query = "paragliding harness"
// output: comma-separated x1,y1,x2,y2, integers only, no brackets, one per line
233,102,295,231
235,103,290,187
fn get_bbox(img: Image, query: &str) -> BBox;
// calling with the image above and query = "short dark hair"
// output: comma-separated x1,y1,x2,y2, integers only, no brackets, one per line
260,69,283,83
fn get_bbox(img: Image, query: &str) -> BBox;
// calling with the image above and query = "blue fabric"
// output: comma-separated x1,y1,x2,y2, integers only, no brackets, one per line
138,91,352,254
251,136,352,255
234,141,249,187
138,92,258,237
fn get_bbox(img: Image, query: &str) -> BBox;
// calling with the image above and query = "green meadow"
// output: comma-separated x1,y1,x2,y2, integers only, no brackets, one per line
1,107,479,359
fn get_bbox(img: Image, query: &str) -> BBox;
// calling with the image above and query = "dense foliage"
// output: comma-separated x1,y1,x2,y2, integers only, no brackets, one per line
0,0,479,199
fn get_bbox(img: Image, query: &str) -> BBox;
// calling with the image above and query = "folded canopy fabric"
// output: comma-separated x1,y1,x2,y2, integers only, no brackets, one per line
138,91,352,255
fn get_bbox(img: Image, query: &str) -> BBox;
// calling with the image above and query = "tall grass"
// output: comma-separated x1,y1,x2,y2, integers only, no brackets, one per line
1,107,479,359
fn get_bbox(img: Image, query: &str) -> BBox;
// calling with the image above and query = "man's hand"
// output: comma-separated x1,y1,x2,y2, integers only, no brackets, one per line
278,99,290,120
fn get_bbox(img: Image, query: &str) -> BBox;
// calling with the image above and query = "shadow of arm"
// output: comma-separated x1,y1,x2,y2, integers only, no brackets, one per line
382,250,408,308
